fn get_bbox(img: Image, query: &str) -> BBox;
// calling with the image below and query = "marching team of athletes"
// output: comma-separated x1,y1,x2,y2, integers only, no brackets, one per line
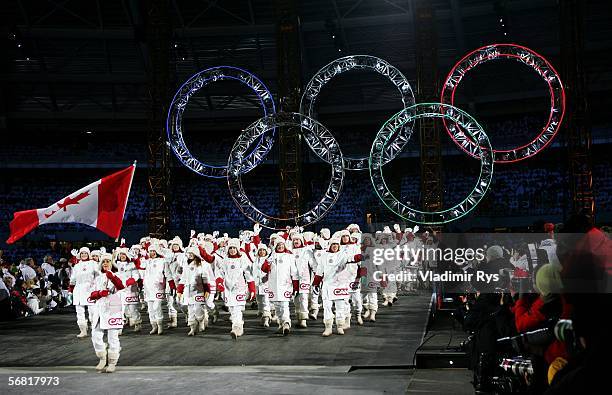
68,223,429,372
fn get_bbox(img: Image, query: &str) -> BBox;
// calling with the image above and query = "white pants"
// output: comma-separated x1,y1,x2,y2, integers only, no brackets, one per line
166,294,178,318
256,294,271,318
76,305,92,325
147,300,163,322
123,304,141,325
229,305,244,325
187,304,206,325
323,299,346,321
363,291,378,311
309,291,320,310
92,325,120,353
293,293,309,320
273,301,291,325
348,291,363,314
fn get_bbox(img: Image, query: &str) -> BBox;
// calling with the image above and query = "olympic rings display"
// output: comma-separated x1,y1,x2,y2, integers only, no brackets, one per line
369,103,494,225
227,112,345,230
300,55,416,171
167,66,276,179
440,43,565,163
166,43,564,226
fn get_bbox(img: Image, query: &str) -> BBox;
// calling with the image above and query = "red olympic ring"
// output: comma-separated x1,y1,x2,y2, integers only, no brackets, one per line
440,43,565,163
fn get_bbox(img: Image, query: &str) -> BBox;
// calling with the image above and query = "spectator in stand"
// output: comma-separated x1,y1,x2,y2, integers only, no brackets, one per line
19,258,37,283
41,255,57,278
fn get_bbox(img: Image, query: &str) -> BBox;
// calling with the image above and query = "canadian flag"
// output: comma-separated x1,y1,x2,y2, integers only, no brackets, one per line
6,163,136,244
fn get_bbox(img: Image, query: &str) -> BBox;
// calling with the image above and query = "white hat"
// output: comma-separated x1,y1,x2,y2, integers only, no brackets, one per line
130,244,141,251
79,247,91,255
139,237,148,244
303,231,315,242
339,229,350,238
328,237,341,247
350,232,362,240
290,232,304,241
256,244,270,256
347,224,360,232
90,250,101,257
227,238,241,250
169,237,184,251
320,228,331,239
148,243,160,254
116,247,130,257
100,253,113,262
273,238,288,250
159,239,168,249
185,246,202,261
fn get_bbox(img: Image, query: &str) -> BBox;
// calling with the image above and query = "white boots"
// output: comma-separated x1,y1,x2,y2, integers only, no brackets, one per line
167,315,178,329
95,347,107,371
309,308,320,320
322,319,333,337
202,312,209,330
149,321,158,335
133,320,142,332
370,310,377,322
336,317,345,335
357,313,364,325
104,351,119,373
187,323,197,336
297,312,308,328
262,316,270,327
230,323,244,339
276,321,290,336
77,322,88,338
363,309,371,319
156,320,163,335
344,316,351,330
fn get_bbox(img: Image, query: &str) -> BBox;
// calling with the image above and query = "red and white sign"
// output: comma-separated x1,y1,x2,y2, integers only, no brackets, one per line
333,288,349,296
7,164,136,244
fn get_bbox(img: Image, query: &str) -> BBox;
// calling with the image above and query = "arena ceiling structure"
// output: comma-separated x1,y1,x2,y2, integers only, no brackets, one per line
1,0,611,144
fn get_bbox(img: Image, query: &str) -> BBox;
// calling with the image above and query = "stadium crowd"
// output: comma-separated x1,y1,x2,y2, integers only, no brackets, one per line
448,213,611,394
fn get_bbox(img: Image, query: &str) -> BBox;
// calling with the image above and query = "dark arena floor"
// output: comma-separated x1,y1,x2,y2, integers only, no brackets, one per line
0,292,472,394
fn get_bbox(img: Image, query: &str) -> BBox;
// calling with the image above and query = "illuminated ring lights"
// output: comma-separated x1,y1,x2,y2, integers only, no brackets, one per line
440,43,565,163
370,103,494,225
301,55,416,171
227,112,345,230
167,66,276,178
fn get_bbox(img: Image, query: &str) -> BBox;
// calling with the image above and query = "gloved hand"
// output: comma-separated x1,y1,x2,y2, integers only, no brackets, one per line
253,222,262,235
190,230,196,238
292,280,299,297
68,285,75,293
71,249,78,257
89,290,101,300
177,283,185,295
100,246,106,254
212,231,219,238
223,233,228,238
99,290,110,298
169,280,176,290
413,225,419,234
350,281,359,291
125,278,136,287
105,271,115,279
393,224,401,233
216,278,225,293
120,238,126,246
312,284,320,296
140,249,147,257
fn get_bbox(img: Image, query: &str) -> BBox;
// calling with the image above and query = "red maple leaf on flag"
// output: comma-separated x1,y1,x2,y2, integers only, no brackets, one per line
44,210,57,219
57,191,91,211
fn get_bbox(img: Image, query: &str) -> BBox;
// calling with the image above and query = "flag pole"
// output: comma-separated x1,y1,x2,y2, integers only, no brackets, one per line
115,161,137,243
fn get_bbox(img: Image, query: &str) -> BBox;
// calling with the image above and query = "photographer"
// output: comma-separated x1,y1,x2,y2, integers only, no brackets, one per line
463,246,516,392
